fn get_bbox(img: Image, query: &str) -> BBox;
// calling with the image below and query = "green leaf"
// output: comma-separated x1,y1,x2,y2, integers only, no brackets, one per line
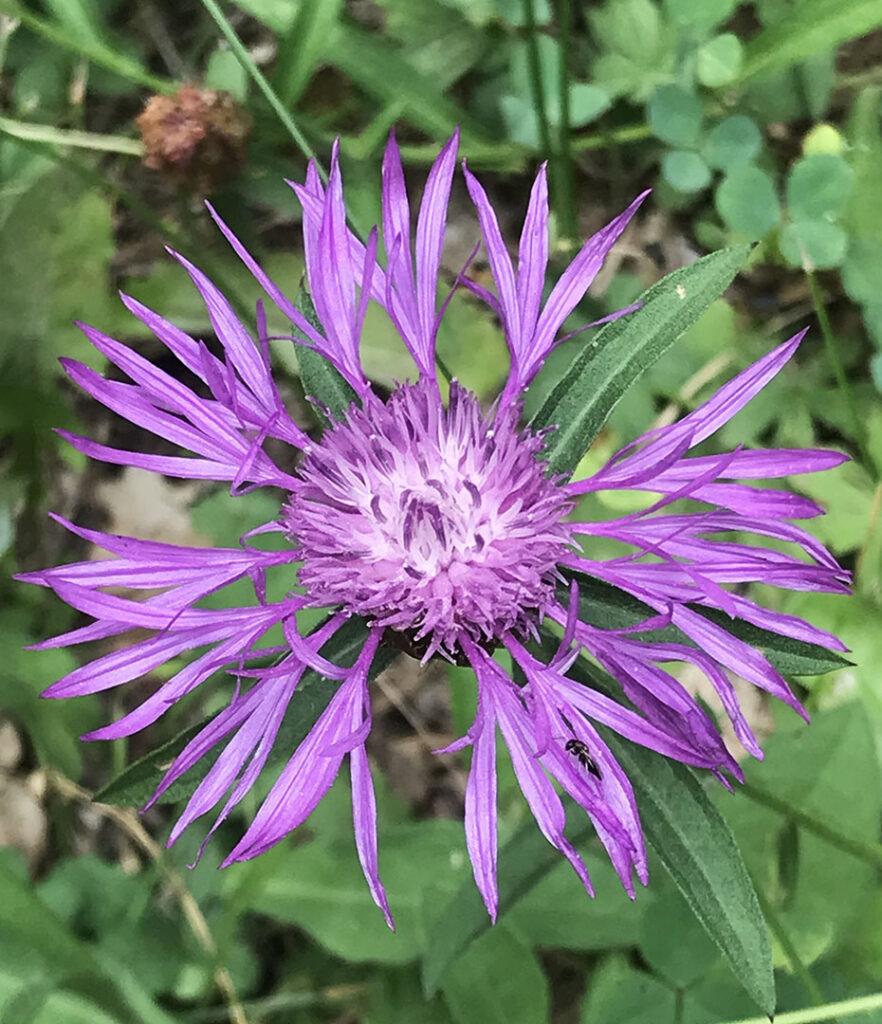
715,166,780,238
530,245,752,475
564,573,851,677
845,85,882,245
245,799,469,964
329,23,491,147
663,0,737,34
662,150,711,193
843,238,882,306
697,33,743,88
580,954,676,1024
425,646,777,1014
780,219,848,270
638,886,719,987
97,617,389,807
421,797,599,994
588,693,776,1013
741,0,882,79
702,115,763,171
441,927,550,1024
292,284,358,422
503,850,651,951
647,84,704,148
273,0,344,105
786,153,854,221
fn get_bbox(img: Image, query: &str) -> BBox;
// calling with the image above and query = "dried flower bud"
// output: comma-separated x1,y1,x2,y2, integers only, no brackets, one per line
136,85,251,195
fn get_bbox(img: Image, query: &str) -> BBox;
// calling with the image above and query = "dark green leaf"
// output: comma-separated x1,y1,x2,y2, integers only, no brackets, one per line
566,660,775,1015
424,644,776,1012
97,617,389,807
440,927,550,1024
530,245,751,475
561,573,851,676
293,284,358,422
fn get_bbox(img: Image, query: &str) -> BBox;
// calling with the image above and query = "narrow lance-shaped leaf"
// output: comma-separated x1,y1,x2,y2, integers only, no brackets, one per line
423,647,776,1017
560,573,851,677
568,655,776,1015
531,244,752,476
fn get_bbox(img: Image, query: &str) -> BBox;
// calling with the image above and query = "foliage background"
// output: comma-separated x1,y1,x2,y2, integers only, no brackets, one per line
1,0,882,1022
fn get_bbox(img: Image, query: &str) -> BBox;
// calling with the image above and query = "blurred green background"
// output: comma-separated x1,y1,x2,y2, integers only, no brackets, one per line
2,0,882,1021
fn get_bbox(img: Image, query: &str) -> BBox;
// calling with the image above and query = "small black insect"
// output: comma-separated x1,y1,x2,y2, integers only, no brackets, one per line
565,738,601,778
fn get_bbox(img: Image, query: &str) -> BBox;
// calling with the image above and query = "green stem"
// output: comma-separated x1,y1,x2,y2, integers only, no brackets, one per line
0,115,143,156
572,122,653,152
805,269,871,465
198,0,326,181
740,782,882,870
754,885,830,1014
554,0,577,246
522,0,553,159
5,3,172,93
712,990,882,1024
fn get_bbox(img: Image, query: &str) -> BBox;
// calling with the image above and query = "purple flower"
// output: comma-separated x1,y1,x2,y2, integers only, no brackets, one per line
19,132,849,927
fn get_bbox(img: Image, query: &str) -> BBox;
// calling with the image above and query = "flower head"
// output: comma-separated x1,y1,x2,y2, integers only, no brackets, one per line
19,133,849,926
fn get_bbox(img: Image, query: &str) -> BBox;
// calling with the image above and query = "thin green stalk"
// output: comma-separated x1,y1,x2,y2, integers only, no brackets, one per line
522,0,553,159
554,0,577,246
713,990,882,1024
0,116,143,156
572,122,653,152
5,2,172,93
198,0,325,181
740,782,882,870
754,885,830,1015
805,268,871,465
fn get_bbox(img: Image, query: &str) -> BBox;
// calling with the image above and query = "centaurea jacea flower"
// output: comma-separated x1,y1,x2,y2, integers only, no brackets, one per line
19,131,849,926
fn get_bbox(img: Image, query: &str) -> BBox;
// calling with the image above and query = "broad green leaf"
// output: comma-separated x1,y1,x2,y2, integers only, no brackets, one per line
245,797,469,964
441,927,550,1024
580,954,676,1024
725,702,881,966
502,849,650,951
741,0,882,79
716,166,780,238
97,617,389,807
845,86,882,245
647,84,703,148
662,150,711,194
421,794,601,995
530,245,752,475
702,115,762,170
638,886,718,986
786,153,854,221
780,219,848,270
697,33,743,89
366,968,454,1024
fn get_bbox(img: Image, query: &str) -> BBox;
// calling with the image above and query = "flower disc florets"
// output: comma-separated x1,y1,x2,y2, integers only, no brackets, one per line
286,380,573,660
